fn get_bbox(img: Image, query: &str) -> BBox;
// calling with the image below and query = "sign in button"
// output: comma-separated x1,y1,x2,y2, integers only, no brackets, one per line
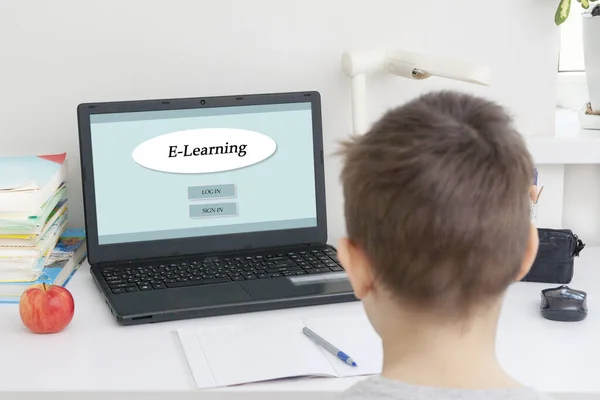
188,184,236,200
190,202,238,219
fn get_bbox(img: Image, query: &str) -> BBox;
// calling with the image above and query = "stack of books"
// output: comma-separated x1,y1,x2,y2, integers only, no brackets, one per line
0,153,86,302
0,228,86,303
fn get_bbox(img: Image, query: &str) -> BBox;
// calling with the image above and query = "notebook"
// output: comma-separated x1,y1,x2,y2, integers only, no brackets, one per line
0,186,67,236
177,314,382,389
0,153,67,214
0,228,87,302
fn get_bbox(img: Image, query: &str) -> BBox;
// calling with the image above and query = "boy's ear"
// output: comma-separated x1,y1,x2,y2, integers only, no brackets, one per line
337,237,375,300
515,222,540,281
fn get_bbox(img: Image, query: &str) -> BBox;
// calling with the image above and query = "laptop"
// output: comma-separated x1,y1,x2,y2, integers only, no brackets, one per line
77,91,356,325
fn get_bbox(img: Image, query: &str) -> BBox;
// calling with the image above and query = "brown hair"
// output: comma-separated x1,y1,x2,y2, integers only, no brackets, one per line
339,91,534,313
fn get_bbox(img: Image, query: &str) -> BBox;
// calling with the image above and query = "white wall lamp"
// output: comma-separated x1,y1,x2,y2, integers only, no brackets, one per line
341,50,492,135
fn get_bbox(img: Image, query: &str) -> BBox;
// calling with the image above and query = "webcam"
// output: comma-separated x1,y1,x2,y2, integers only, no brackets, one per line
200,99,206,105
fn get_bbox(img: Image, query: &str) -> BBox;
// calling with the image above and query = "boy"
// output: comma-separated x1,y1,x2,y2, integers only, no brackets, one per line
336,91,549,399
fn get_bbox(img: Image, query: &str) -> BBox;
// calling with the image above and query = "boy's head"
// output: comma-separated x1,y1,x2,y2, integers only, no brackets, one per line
337,91,539,326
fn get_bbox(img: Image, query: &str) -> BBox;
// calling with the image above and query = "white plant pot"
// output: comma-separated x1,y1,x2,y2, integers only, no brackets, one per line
583,14,600,112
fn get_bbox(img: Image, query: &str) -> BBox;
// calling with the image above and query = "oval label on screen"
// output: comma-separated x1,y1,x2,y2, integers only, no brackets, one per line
132,128,277,174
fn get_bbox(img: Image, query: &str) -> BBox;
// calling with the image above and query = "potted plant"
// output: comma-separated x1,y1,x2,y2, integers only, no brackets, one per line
556,0,600,116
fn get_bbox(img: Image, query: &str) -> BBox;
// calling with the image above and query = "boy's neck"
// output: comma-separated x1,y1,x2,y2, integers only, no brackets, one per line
378,299,521,390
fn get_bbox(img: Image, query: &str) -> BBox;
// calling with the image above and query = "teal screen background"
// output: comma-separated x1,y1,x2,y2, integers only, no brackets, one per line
90,103,317,245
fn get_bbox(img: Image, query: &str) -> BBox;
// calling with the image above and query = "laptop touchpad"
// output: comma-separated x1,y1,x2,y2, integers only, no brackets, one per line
168,283,251,309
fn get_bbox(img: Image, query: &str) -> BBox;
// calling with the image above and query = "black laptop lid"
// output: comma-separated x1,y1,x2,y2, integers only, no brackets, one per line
77,91,328,265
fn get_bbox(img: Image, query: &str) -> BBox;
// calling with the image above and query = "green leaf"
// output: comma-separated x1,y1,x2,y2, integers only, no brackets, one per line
556,0,572,25
577,0,597,7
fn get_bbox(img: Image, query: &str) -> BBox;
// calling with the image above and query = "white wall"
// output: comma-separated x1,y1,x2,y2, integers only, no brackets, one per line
0,0,560,247
554,72,600,245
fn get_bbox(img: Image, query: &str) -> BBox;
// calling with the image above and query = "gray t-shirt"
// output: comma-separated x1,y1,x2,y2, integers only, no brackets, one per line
339,376,552,400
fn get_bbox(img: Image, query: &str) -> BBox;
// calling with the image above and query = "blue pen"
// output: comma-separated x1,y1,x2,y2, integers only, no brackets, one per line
302,326,357,367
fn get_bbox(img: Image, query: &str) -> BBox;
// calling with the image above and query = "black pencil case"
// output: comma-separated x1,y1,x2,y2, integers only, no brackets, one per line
521,228,585,284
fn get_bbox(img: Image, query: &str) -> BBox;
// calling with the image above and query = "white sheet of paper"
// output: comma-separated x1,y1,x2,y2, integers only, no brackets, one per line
191,319,337,387
177,328,217,389
303,314,383,378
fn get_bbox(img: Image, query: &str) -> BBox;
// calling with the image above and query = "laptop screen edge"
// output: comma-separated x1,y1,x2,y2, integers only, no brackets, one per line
77,91,328,265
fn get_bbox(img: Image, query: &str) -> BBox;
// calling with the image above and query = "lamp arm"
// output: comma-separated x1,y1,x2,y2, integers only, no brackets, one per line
342,51,386,135
341,49,491,135
350,74,367,135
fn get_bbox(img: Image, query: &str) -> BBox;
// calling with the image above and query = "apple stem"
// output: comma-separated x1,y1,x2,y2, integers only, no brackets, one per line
42,282,47,291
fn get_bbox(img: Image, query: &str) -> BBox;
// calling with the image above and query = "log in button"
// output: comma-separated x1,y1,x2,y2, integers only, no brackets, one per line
189,202,238,219
188,184,236,200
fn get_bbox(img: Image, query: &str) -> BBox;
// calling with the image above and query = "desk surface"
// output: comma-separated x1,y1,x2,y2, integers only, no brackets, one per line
0,247,599,394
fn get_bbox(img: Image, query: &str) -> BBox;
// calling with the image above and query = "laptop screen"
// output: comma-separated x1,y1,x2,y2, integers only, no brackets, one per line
89,102,317,246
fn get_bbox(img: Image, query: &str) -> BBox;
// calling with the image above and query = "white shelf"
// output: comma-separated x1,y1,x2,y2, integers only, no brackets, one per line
527,109,600,164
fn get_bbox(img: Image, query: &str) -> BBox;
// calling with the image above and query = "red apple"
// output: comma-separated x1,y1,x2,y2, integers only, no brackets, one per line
19,283,74,334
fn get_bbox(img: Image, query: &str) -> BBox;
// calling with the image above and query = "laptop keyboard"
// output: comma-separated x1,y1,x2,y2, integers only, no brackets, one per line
100,248,344,295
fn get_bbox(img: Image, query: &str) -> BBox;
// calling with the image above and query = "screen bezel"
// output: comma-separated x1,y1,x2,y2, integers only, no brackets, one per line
77,91,327,265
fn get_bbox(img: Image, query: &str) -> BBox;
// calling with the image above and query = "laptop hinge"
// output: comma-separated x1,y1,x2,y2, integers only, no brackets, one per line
95,261,117,267
95,260,136,268
94,243,323,267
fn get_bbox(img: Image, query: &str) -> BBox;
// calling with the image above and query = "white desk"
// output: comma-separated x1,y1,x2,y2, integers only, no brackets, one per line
0,248,599,398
